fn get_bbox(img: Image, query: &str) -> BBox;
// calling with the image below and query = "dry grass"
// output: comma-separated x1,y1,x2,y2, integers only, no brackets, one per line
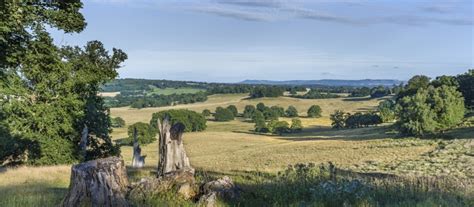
98,92,120,97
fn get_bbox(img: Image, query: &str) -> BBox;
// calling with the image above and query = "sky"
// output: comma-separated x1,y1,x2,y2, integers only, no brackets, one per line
51,0,474,83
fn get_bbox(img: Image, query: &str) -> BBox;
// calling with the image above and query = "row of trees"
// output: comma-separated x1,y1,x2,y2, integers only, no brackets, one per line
330,111,382,129
250,86,285,98
293,90,340,99
104,92,208,108
255,118,303,135
349,86,394,98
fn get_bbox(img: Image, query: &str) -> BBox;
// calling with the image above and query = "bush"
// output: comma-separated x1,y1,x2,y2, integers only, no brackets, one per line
214,107,235,122
290,118,303,132
377,100,396,122
150,109,207,132
285,106,299,117
226,105,238,116
111,117,126,128
243,105,256,119
127,122,156,145
202,109,211,117
307,105,322,118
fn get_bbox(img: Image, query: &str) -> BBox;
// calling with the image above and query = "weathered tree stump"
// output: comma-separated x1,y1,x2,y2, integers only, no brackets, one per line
61,157,129,207
132,127,145,168
157,116,194,176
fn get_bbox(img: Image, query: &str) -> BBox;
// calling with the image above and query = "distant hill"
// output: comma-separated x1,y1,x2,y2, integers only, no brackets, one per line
239,79,402,87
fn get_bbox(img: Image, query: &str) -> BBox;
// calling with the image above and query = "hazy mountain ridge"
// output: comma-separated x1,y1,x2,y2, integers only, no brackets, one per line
240,79,403,87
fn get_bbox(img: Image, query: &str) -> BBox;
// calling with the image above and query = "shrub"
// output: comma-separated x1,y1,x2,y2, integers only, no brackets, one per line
290,118,303,132
307,105,322,118
285,106,299,117
226,105,238,116
127,122,156,145
243,105,256,119
111,117,126,128
377,100,396,122
214,107,235,122
150,109,207,132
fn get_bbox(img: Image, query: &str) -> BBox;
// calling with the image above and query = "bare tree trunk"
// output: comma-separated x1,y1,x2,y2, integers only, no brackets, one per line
79,124,88,161
61,157,129,207
132,126,145,168
156,116,194,177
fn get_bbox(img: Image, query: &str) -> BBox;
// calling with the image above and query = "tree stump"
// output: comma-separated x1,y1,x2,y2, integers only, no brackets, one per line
61,157,129,207
157,116,194,176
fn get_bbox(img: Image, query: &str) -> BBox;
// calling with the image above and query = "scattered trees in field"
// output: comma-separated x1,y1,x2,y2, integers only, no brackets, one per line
214,107,235,122
290,118,303,132
330,110,382,129
330,110,348,129
257,103,267,112
202,109,211,117
254,117,303,134
127,122,156,145
111,117,126,128
268,120,290,135
226,105,238,116
150,109,207,132
294,90,340,99
253,111,268,133
270,106,285,117
307,105,322,118
377,100,396,122
285,106,299,117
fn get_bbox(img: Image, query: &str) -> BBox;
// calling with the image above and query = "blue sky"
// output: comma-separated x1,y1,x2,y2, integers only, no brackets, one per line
51,0,473,82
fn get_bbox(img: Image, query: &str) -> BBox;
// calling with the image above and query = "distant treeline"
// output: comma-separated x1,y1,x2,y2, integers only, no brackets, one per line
104,92,208,108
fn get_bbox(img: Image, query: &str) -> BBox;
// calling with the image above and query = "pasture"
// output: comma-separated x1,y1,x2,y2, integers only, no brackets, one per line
1,94,473,206
146,87,206,96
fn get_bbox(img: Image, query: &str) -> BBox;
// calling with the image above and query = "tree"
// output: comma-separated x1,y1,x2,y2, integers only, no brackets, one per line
243,105,256,119
330,110,346,129
457,69,474,109
268,120,290,135
290,118,303,132
285,106,299,117
0,2,125,165
111,117,126,128
226,105,238,117
397,75,431,100
253,111,268,133
270,106,285,117
396,85,465,136
151,109,207,132
256,102,266,112
263,107,279,120
377,100,396,122
127,122,156,145
307,105,322,118
202,109,211,117
214,107,235,122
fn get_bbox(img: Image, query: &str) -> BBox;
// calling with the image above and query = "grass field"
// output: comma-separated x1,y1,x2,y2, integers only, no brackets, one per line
146,87,206,96
1,93,473,206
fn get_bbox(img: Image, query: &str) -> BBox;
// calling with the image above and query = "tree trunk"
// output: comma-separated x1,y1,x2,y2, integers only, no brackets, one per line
156,116,194,177
61,157,129,207
132,127,145,168
80,124,88,161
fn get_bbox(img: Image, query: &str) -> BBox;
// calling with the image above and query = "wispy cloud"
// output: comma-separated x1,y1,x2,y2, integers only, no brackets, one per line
215,0,283,8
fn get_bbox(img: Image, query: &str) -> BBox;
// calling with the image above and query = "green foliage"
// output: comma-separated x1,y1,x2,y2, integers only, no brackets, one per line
202,109,211,117
268,120,290,135
396,85,465,136
350,87,371,97
226,105,238,116
377,100,396,122
263,107,279,120
344,112,382,128
111,117,126,128
330,110,347,129
127,122,156,145
290,118,303,132
253,111,268,133
370,86,391,98
213,107,235,122
107,92,208,108
250,86,284,98
0,2,125,165
270,106,285,117
456,69,474,109
285,106,299,117
243,105,256,119
307,105,322,118
150,109,207,132
256,102,266,112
